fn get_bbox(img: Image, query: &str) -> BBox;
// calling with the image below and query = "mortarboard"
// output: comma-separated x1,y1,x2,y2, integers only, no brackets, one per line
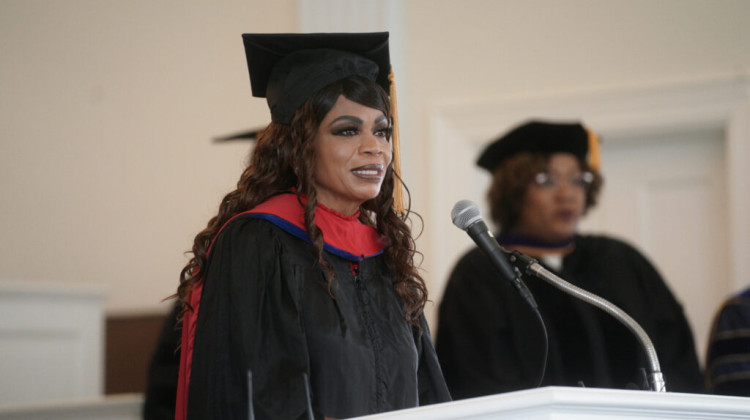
477,120,601,172
242,32,391,125
241,32,405,211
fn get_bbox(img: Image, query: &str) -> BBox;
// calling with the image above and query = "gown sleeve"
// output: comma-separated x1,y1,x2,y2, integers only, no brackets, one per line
415,315,452,404
187,218,315,420
143,303,180,420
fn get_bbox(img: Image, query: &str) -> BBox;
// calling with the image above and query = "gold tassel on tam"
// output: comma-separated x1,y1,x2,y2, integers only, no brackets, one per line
585,127,602,171
388,68,405,213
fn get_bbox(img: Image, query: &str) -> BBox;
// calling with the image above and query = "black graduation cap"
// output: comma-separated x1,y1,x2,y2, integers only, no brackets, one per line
476,120,601,171
242,32,391,124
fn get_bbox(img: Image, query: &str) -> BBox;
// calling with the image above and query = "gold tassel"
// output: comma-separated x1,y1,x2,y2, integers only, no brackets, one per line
388,67,405,213
586,127,601,171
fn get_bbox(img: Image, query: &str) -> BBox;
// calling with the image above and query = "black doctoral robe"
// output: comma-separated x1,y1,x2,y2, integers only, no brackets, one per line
184,210,450,419
435,235,703,399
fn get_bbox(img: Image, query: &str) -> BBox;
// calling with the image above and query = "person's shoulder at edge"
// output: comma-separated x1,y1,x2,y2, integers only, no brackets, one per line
574,233,638,251
573,233,657,264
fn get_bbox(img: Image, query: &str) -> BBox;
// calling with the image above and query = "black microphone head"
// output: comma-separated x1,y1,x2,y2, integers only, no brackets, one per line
451,200,482,230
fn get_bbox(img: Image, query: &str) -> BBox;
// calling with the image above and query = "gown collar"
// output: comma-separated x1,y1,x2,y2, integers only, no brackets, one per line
496,231,577,249
245,192,385,261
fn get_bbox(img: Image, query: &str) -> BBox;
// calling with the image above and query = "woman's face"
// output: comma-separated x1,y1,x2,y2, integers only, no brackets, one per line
515,152,589,242
312,95,392,216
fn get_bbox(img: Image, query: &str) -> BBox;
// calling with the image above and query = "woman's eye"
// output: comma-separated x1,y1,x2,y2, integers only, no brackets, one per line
375,127,393,139
571,172,594,187
534,173,555,187
333,126,359,136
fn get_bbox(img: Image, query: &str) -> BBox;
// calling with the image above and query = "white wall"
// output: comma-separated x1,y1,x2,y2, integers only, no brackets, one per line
0,0,295,314
2,0,749,327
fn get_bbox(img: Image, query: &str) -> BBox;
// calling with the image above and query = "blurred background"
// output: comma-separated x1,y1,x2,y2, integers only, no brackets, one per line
2,0,749,412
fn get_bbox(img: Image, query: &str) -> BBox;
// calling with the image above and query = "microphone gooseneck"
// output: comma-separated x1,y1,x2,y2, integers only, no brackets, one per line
508,249,667,392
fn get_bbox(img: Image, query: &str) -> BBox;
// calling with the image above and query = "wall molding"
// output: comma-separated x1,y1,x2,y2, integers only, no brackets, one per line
0,280,105,404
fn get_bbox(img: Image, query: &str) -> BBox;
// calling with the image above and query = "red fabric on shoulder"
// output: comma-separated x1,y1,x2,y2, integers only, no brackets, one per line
251,192,384,257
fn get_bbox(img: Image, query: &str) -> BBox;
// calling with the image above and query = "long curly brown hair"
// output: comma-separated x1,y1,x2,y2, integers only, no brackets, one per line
487,153,604,232
176,75,427,326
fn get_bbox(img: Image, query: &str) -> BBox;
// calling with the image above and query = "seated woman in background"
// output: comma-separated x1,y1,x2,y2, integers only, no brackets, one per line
436,120,703,399
175,32,450,420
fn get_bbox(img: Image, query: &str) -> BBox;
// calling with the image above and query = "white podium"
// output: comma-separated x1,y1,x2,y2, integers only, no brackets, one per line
354,386,750,420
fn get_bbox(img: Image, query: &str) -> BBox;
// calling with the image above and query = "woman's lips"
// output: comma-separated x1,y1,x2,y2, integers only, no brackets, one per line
352,164,384,179
556,209,576,220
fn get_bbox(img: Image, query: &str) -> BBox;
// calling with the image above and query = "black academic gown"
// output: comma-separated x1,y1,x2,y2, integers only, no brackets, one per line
187,216,450,419
435,235,703,399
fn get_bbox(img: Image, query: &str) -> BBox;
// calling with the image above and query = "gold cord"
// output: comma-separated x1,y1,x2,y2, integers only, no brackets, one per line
388,68,405,213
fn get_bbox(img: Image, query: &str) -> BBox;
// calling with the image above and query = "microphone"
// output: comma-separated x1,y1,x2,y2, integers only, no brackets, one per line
451,200,518,283
451,200,537,309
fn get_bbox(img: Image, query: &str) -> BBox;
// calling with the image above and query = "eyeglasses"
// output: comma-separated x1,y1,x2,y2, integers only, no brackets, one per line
533,171,594,189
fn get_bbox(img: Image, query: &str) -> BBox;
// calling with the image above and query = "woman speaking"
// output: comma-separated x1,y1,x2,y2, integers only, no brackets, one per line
174,32,450,420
